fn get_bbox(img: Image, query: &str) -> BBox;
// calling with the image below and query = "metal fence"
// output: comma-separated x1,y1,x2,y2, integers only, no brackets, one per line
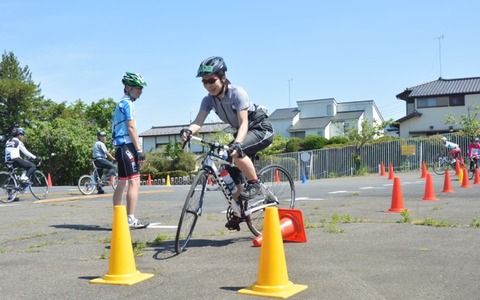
256,134,470,181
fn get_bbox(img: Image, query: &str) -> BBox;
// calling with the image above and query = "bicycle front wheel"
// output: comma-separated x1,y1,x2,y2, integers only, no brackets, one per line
175,169,208,254
432,158,450,175
246,164,295,236
0,171,19,203
78,175,96,195
29,171,49,200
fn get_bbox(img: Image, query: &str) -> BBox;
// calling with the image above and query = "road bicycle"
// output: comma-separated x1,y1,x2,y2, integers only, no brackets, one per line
78,159,118,195
175,136,295,254
0,159,49,203
432,152,466,176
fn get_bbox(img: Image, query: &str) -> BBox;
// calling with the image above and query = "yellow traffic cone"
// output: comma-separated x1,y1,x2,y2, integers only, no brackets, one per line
238,207,308,298
166,174,171,186
90,205,154,285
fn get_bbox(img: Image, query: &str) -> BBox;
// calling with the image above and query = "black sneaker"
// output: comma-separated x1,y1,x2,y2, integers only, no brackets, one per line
243,180,262,198
97,188,105,194
225,216,241,231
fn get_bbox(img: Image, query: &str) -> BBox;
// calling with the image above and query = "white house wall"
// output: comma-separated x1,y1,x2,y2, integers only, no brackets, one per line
270,119,292,137
298,99,336,118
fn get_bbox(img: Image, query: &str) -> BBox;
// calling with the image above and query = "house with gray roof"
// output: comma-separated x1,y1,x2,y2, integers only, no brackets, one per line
396,77,480,138
140,122,231,153
269,98,384,139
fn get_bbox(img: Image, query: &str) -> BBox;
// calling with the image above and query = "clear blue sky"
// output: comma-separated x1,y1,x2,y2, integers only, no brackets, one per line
2,0,479,134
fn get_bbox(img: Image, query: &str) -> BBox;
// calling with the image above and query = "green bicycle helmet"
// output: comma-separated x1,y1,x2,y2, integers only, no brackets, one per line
196,56,227,77
122,72,147,87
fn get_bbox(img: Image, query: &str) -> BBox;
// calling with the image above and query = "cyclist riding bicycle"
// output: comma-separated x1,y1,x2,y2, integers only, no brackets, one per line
92,131,116,194
467,137,480,171
441,136,461,166
180,56,274,231
4,126,40,186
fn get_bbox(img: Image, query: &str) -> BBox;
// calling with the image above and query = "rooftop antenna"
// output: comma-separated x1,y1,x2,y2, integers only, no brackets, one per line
435,35,444,78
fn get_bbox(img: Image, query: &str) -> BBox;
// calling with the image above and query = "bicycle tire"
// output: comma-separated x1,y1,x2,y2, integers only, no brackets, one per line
432,157,450,175
78,175,96,195
246,164,295,236
175,169,208,254
0,171,19,203
29,171,49,200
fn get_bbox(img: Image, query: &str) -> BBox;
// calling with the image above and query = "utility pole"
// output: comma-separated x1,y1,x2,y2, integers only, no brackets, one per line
288,77,294,107
435,35,444,78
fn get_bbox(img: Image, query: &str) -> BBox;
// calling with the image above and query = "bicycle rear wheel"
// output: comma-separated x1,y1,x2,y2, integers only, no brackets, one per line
246,164,295,236
29,171,49,200
0,171,18,203
175,169,208,254
78,175,96,195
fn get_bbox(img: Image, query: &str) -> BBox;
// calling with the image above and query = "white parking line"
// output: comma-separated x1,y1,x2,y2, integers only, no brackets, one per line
147,222,177,229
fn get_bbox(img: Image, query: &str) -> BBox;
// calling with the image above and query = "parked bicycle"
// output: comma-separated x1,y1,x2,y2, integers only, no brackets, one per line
175,136,295,254
0,159,49,202
78,159,118,195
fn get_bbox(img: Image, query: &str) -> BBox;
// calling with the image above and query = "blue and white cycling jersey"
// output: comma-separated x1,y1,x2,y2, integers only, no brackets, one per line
112,95,135,146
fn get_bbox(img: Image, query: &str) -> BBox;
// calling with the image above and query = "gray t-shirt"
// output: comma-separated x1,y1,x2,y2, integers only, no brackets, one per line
199,84,256,129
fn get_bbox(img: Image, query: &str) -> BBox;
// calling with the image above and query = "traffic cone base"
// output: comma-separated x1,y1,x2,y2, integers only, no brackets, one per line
441,170,455,193
422,173,439,201
90,206,153,285
385,177,409,213
238,207,308,298
253,208,307,247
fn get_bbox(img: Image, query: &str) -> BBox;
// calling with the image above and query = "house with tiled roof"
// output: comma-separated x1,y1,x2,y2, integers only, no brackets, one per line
140,122,232,153
395,77,480,138
269,98,384,139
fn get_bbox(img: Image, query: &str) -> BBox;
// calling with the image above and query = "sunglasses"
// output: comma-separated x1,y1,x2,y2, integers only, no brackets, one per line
202,78,218,85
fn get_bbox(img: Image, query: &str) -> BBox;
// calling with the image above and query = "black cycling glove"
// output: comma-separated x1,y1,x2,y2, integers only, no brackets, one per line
180,128,193,141
137,151,145,162
229,142,245,158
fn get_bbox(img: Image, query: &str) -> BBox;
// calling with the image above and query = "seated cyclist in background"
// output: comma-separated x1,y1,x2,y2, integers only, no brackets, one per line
92,131,116,194
4,126,39,186
467,137,480,171
180,56,274,231
440,136,461,165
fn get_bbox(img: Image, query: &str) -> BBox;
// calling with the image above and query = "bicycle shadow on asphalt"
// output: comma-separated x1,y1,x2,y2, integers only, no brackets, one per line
50,224,111,231
151,236,253,260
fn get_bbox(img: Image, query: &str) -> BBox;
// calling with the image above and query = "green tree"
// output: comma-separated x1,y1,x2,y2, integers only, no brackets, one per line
0,51,43,135
346,118,392,173
444,105,480,140
285,137,303,153
302,135,328,150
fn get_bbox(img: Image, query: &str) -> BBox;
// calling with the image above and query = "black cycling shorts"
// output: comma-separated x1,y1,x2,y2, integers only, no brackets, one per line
115,143,140,180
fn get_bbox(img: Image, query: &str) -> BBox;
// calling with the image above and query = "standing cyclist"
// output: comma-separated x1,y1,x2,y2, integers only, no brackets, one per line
180,56,274,231
4,126,39,186
92,131,116,194
111,72,149,229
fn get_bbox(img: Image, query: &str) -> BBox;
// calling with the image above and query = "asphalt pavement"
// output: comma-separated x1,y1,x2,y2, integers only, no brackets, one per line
1,171,479,299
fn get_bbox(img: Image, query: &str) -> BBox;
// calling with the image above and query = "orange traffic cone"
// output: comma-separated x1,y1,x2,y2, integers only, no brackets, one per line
385,177,409,213
380,161,386,176
455,160,460,176
422,173,439,201
238,207,308,298
420,161,427,178
207,174,213,186
274,169,280,182
474,168,480,184
441,170,455,193
90,205,154,285
388,163,395,180
147,174,152,186
461,167,471,188
47,173,53,187
253,208,307,247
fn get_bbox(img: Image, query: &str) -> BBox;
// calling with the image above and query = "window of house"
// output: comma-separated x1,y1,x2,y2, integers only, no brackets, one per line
449,95,464,106
327,104,332,116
